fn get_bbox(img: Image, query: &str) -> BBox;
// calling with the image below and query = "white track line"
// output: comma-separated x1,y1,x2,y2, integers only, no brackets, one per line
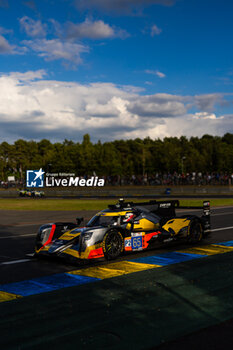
211,206,233,210
211,211,233,216
210,226,233,232
0,259,30,265
0,233,36,239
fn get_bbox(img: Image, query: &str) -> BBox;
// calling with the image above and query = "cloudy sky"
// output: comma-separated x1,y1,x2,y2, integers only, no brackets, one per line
0,0,233,142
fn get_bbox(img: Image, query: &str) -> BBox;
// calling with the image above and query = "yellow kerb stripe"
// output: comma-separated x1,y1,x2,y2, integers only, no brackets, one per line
0,291,22,303
68,260,160,279
178,244,233,256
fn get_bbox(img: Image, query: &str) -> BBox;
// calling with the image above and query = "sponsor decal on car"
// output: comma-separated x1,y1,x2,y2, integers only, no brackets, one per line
131,232,143,251
124,238,131,247
159,203,171,208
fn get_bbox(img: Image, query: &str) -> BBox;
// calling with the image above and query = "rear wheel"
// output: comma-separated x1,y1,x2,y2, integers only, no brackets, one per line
102,229,124,260
188,220,203,244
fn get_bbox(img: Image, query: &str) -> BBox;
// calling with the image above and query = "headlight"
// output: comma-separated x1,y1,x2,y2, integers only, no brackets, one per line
35,224,56,250
83,231,93,241
37,224,53,244
40,227,52,244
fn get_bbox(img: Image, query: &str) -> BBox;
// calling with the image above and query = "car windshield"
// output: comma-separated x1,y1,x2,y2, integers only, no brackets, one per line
87,214,119,227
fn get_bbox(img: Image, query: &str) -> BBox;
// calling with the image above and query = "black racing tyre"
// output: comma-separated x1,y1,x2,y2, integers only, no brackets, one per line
102,229,124,260
188,219,203,244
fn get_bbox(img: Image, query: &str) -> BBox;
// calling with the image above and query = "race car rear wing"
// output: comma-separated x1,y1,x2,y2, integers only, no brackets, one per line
110,198,210,221
111,198,211,234
178,200,210,212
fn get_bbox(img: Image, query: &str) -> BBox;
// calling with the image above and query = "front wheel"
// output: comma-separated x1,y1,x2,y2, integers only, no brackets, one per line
188,220,203,244
102,229,124,260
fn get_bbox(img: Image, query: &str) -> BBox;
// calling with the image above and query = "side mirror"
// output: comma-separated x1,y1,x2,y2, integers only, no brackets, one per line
76,217,84,226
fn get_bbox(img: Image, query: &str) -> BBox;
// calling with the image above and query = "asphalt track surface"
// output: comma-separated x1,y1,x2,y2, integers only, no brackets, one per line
1,206,233,349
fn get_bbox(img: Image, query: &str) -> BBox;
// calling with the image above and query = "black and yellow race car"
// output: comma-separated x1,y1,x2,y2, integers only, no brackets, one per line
19,189,45,197
35,199,211,263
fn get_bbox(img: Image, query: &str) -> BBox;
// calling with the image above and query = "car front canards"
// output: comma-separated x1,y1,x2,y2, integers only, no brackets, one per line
38,226,107,260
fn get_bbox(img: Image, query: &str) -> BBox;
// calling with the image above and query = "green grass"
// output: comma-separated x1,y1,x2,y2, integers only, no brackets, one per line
0,198,112,211
178,199,233,207
0,198,232,211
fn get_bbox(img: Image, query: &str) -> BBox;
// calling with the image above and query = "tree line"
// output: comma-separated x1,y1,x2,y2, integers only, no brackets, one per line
1,133,233,180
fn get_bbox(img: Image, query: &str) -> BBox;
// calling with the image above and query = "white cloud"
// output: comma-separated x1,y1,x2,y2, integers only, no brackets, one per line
128,94,186,117
194,93,223,111
20,16,47,38
193,112,221,120
66,18,129,40
188,93,233,113
145,69,166,78
151,24,162,36
155,70,166,78
0,34,15,54
0,71,232,142
22,39,89,65
85,97,122,117
0,28,28,55
0,26,12,35
19,18,128,67
8,70,47,82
